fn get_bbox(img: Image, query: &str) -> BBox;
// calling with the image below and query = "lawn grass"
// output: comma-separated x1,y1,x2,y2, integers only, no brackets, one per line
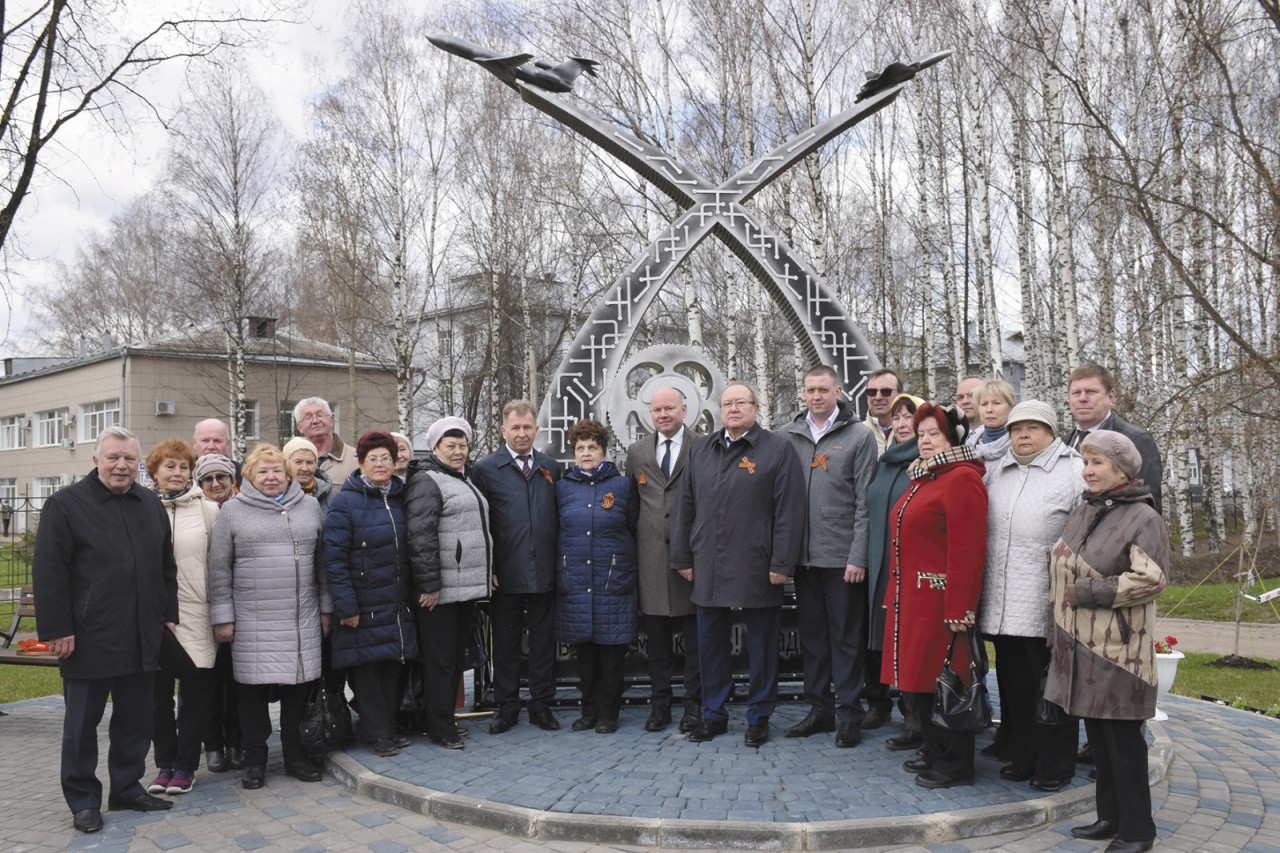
1158,582,1280,625
1170,651,1280,714
0,665,60,704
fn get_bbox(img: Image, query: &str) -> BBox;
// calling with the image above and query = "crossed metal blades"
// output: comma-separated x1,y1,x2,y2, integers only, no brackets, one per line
434,39,949,455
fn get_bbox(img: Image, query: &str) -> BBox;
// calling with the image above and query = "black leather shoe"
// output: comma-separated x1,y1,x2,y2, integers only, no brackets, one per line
688,719,728,742
902,756,931,773
571,715,598,732
644,706,672,732
489,715,518,735
744,719,770,747
432,734,464,749
1104,840,1153,853
678,706,701,733
1071,819,1119,840
999,765,1035,781
784,710,835,737
835,722,862,748
393,735,412,749
1030,777,1072,792
206,749,229,773
885,730,924,751
285,760,322,783
227,747,246,770
242,766,266,790
108,792,173,812
914,769,972,789
861,706,890,730
595,719,619,734
530,709,561,730
72,808,103,833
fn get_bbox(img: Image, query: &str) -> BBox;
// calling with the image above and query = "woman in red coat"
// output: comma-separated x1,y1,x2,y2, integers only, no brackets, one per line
882,402,988,788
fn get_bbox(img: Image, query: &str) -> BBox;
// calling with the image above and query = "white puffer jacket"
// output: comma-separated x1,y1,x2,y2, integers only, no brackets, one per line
208,480,330,685
979,439,1083,637
160,483,219,668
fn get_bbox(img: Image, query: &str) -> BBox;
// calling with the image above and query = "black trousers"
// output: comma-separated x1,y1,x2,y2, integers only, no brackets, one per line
913,690,975,780
203,644,241,752
698,605,780,725
642,613,701,711
991,634,1077,782
238,681,311,768
152,666,216,773
861,648,893,715
1085,717,1156,843
61,671,154,812
321,627,349,707
490,590,556,718
415,600,474,740
794,566,867,724
575,642,628,721
349,660,402,743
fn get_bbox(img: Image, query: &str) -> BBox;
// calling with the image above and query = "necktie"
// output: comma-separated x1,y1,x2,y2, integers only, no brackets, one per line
518,454,532,481
661,439,672,478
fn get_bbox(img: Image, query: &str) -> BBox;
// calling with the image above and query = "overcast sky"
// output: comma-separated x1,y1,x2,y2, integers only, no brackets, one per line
4,0,356,353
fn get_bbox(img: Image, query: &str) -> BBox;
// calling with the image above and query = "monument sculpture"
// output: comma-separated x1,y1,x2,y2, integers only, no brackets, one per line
428,34,949,458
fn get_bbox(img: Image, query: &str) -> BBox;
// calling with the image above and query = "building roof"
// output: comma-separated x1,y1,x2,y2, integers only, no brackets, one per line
1,318,389,385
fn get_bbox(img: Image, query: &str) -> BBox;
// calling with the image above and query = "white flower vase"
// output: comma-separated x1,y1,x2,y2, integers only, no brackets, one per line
1153,650,1184,721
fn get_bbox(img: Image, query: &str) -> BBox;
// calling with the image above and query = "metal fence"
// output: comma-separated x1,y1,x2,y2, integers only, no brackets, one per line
0,497,42,595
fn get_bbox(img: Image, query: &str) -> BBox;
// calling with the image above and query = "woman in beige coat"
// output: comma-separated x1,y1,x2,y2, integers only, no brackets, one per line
1045,430,1168,853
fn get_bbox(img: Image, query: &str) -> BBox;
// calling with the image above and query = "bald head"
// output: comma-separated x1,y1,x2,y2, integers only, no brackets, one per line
955,377,983,425
649,386,688,438
193,419,231,458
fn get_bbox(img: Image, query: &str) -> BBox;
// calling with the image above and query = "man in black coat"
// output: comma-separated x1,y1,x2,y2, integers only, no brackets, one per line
670,382,806,748
33,427,179,833
1064,363,1164,513
470,400,561,733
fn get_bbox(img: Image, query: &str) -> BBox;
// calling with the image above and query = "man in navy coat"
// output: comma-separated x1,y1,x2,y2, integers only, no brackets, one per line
670,382,805,747
470,400,562,733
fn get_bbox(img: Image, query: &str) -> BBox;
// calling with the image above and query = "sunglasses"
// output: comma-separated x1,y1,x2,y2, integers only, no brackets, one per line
199,473,232,485
865,388,896,398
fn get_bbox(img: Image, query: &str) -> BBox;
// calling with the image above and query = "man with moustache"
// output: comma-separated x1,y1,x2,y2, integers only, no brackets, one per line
625,386,701,733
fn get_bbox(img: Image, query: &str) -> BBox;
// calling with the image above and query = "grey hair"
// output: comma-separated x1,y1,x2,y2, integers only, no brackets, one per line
94,425,139,455
292,397,333,423
390,432,410,445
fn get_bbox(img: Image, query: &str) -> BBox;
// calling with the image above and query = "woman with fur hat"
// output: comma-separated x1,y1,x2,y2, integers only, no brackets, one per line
403,417,491,749
1045,430,1168,853
881,402,988,789
980,401,1083,792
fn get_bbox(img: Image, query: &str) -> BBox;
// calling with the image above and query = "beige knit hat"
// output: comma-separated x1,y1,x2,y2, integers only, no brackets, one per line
281,437,319,460
1081,430,1141,479
1006,400,1058,434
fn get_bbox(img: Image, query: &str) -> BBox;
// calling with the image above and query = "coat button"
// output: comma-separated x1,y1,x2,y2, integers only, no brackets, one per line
586,531,591,536
586,559,591,564
587,503,592,507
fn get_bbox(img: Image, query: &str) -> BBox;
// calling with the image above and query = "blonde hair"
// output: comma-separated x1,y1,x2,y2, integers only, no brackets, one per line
243,443,293,484
977,378,1016,408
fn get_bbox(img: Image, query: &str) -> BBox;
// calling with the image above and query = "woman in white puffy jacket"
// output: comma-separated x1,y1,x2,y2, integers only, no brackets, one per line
145,438,219,797
980,401,1083,792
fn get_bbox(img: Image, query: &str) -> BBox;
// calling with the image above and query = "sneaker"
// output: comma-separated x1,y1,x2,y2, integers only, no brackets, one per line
147,769,173,794
165,770,194,794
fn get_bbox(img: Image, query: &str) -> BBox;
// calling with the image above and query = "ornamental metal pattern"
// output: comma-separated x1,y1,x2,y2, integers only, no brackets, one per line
432,37,948,459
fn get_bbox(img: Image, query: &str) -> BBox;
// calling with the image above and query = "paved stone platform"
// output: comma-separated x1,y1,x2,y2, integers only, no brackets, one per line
3,691,1278,851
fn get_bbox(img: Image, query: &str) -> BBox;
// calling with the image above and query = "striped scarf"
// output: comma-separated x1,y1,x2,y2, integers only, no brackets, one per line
907,443,977,480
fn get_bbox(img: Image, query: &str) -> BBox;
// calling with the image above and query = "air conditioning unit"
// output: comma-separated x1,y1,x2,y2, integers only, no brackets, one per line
155,401,177,416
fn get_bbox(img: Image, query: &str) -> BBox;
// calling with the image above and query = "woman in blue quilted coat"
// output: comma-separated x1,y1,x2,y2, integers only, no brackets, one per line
322,432,418,758
556,419,639,734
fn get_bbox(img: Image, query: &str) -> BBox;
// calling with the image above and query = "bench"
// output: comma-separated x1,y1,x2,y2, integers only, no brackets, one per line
0,586,57,667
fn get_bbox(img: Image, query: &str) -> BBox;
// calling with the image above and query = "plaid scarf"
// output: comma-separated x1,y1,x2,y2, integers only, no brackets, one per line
907,443,978,480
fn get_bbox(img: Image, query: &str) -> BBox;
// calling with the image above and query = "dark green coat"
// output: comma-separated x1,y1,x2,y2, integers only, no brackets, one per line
865,437,917,651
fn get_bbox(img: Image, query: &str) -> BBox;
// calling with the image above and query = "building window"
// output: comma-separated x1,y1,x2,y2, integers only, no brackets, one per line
78,399,121,443
33,476,62,499
242,400,260,439
0,416,25,450
34,410,69,447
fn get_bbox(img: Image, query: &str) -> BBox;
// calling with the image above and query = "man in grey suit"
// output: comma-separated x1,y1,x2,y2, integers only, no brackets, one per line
625,387,701,733
1064,363,1163,513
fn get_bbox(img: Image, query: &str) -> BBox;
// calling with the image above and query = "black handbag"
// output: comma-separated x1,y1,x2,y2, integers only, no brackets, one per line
300,683,354,752
932,632,993,733
1035,664,1066,726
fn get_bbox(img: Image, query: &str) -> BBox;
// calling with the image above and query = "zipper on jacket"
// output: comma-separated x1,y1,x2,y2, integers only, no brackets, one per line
381,489,408,663
287,508,305,684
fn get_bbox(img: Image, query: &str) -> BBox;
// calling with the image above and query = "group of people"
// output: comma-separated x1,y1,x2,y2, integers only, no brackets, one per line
33,367,1170,852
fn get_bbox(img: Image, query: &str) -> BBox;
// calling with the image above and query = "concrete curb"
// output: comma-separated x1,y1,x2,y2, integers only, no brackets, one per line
325,720,1174,851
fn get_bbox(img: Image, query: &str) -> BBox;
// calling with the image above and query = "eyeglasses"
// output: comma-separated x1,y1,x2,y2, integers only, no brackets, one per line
363,454,394,465
199,473,231,485
720,399,756,410
865,388,896,398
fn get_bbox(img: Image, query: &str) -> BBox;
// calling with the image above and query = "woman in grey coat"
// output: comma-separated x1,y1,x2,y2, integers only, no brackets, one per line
404,417,491,750
980,401,1083,792
209,443,331,790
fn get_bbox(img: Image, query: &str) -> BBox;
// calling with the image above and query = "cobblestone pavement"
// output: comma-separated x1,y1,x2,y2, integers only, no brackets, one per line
1,691,1278,851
